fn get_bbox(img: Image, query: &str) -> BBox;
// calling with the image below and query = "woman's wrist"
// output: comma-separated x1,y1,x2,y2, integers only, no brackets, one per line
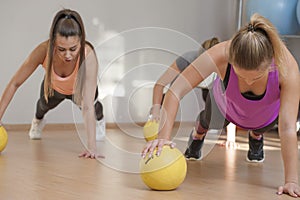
150,104,161,112
149,104,161,121
157,132,170,140
87,142,96,152
285,180,299,185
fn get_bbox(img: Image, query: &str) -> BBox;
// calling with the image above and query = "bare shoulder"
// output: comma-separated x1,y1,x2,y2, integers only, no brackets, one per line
206,40,230,63
85,41,96,55
205,40,231,77
280,45,299,83
84,41,98,75
26,40,48,65
278,45,299,104
34,41,48,54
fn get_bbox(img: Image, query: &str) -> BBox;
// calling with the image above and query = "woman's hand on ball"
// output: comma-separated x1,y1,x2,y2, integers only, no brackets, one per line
141,139,176,158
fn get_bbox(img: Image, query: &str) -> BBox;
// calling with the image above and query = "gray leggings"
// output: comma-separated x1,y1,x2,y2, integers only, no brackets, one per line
35,80,104,121
195,90,278,136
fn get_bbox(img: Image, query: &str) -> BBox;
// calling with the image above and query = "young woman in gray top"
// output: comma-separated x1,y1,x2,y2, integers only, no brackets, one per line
149,37,219,121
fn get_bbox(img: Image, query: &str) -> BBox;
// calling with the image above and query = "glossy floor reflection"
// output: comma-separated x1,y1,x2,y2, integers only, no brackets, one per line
0,123,299,200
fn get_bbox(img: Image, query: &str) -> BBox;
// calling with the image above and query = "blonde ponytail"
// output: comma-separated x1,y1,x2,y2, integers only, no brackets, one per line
229,13,287,76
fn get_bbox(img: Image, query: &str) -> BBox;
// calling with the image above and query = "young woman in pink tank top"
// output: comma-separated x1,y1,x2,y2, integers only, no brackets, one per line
0,9,105,159
142,14,300,197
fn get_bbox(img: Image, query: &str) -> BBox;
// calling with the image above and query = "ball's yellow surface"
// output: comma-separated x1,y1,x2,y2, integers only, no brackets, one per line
143,121,158,141
0,126,8,153
140,146,187,190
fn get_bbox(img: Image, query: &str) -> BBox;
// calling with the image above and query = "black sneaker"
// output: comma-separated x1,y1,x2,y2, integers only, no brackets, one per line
246,131,264,163
184,130,205,160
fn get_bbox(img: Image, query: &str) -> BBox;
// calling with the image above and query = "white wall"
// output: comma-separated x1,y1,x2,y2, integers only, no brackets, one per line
0,0,239,124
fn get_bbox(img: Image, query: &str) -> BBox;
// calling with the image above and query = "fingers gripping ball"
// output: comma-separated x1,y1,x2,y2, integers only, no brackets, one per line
140,146,187,190
0,126,8,153
143,121,158,141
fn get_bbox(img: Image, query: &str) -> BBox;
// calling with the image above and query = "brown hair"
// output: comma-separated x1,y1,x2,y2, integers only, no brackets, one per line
201,37,220,50
44,9,86,104
229,13,286,75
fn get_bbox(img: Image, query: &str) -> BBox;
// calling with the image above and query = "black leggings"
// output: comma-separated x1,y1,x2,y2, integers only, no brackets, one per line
195,90,278,136
35,80,104,121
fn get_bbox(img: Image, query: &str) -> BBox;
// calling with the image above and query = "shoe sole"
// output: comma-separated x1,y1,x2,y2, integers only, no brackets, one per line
246,156,264,163
185,156,202,161
30,137,41,140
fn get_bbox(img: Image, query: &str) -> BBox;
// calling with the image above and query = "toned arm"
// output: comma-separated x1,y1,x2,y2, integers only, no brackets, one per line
81,44,98,152
158,41,229,140
0,41,47,121
278,46,300,185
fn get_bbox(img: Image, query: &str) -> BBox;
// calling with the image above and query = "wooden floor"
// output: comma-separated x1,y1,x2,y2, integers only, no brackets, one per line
0,123,299,200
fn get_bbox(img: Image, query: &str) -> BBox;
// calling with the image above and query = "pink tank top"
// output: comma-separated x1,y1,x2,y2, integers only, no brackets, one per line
42,56,79,95
213,65,280,130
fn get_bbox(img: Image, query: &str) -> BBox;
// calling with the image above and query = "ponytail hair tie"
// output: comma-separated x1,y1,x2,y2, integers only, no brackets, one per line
247,24,255,32
65,14,71,19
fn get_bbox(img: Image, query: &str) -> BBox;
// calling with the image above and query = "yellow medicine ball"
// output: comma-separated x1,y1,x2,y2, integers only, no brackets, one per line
0,126,8,153
143,120,158,141
140,146,187,191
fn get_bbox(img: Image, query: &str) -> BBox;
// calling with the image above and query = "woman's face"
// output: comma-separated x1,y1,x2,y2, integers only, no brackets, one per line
55,34,81,63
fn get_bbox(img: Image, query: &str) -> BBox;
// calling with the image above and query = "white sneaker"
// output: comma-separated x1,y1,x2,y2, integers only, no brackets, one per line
96,118,106,141
29,118,46,140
